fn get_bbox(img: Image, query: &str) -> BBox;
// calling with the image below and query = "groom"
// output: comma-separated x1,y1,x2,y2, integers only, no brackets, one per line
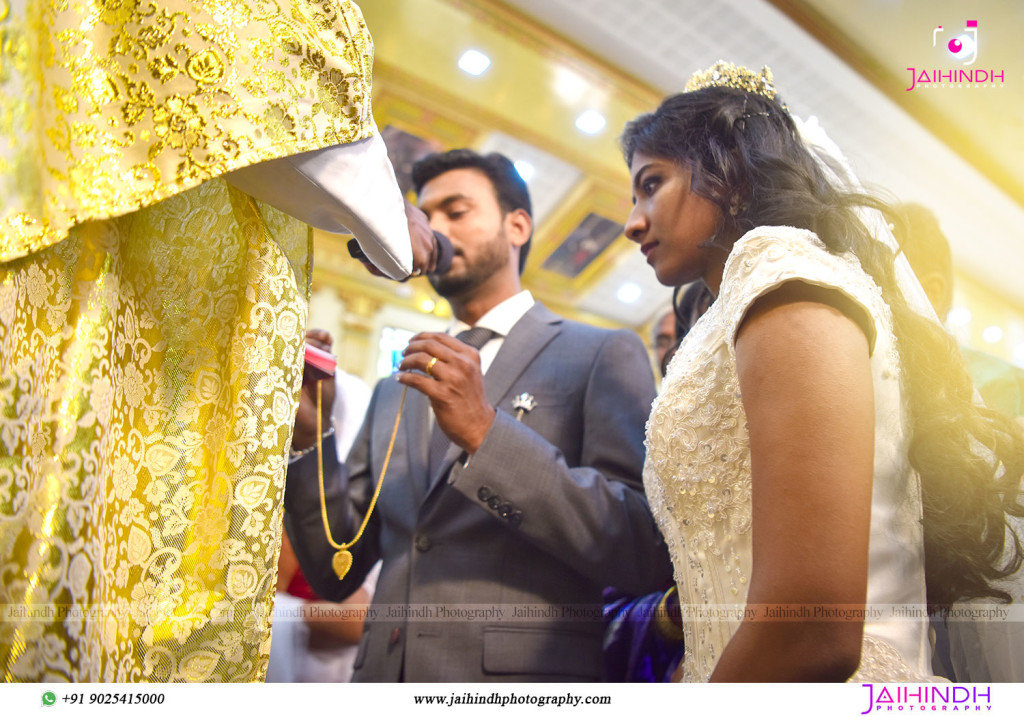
284,149,671,682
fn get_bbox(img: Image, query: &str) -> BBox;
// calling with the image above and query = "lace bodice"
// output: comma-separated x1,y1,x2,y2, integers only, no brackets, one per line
644,226,935,682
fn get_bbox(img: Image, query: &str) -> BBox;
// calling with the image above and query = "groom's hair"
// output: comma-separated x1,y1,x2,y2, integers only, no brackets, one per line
412,149,532,274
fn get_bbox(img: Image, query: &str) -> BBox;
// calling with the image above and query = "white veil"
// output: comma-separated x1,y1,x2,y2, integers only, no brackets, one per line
791,115,939,324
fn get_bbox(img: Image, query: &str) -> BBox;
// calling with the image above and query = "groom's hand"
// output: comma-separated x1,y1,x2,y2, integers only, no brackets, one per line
397,332,495,454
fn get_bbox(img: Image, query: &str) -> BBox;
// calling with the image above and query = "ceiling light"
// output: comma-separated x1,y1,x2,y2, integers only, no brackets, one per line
1013,343,1024,369
947,306,971,326
617,282,642,304
513,160,535,182
553,67,589,104
982,325,1004,344
458,50,491,76
575,110,606,135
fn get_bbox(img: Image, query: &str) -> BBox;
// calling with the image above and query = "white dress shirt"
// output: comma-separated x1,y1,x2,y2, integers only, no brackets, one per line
449,290,535,374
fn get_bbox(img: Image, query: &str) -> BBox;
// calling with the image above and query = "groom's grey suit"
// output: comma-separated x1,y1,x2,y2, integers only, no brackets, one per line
284,302,671,682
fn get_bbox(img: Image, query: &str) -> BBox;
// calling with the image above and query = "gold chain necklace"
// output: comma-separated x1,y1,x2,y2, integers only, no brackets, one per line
316,380,407,580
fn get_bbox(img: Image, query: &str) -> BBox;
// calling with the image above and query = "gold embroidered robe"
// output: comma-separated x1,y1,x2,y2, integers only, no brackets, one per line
0,0,376,682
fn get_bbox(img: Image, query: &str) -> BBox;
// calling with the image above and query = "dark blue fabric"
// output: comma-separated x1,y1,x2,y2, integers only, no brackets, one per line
602,587,685,682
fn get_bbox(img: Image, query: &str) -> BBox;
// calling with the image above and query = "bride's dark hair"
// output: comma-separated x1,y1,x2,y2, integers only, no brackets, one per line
621,86,1024,611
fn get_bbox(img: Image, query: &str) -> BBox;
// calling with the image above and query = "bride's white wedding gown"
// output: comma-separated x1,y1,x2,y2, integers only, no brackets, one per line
644,226,936,682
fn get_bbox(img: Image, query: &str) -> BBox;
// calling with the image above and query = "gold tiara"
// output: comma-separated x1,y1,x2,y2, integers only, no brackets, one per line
684,61,778,101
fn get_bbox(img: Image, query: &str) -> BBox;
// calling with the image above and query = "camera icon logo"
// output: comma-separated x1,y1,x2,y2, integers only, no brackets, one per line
933,20,978,65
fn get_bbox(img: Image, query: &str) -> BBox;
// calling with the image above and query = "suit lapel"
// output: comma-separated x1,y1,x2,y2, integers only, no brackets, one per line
402,383,433,504
367,378,431,527
423,303,563,499
482,304,562,408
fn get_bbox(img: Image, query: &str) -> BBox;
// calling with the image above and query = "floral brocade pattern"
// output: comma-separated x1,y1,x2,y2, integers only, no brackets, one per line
1,179,311,682
0,0,377,682
643,226,934,682
1,0,375,263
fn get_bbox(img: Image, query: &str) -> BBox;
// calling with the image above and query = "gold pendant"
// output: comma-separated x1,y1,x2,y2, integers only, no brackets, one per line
332,549,353,580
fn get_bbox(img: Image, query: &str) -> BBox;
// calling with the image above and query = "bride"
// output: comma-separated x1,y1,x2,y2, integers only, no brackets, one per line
621,62,1024,682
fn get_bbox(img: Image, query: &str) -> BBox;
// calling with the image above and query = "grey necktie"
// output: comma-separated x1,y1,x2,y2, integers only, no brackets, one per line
426,326,496,479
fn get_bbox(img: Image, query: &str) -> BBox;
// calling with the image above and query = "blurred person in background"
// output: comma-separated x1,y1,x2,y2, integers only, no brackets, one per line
268,360,378,683
893,201,1024,682
894,202,1024,419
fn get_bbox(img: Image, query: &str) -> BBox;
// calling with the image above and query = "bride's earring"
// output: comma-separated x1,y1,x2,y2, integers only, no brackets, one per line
697,215,727,250
700,201,746,250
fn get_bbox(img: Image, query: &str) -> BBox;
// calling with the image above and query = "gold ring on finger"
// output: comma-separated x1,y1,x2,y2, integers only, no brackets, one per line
425,356,438,378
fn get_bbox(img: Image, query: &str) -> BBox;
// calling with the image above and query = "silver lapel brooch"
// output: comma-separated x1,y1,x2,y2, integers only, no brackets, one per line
512,392,537,421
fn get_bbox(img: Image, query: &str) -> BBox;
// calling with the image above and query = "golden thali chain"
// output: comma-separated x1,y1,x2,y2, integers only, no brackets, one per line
315,379,407,580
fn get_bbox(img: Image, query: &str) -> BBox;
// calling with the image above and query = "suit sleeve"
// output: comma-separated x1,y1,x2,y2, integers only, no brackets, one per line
446,328,673,594
282,386,382,602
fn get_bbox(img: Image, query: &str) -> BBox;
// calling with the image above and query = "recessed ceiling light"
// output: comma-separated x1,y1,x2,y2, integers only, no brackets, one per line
458,49,491,76
617,282,642,304
982,325,1004,344
575,110,606,135
513,160,535,182
947,306,971,326
553,66,588,104
1013,343,1024,369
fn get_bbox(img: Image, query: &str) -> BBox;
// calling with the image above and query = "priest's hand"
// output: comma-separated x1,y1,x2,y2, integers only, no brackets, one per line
359,200,437,279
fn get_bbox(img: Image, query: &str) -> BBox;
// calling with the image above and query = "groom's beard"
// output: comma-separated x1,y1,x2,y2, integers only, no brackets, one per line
429,225,510,300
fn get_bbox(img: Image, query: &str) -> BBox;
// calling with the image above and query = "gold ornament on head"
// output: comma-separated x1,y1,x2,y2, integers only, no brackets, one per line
684,61,779,101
